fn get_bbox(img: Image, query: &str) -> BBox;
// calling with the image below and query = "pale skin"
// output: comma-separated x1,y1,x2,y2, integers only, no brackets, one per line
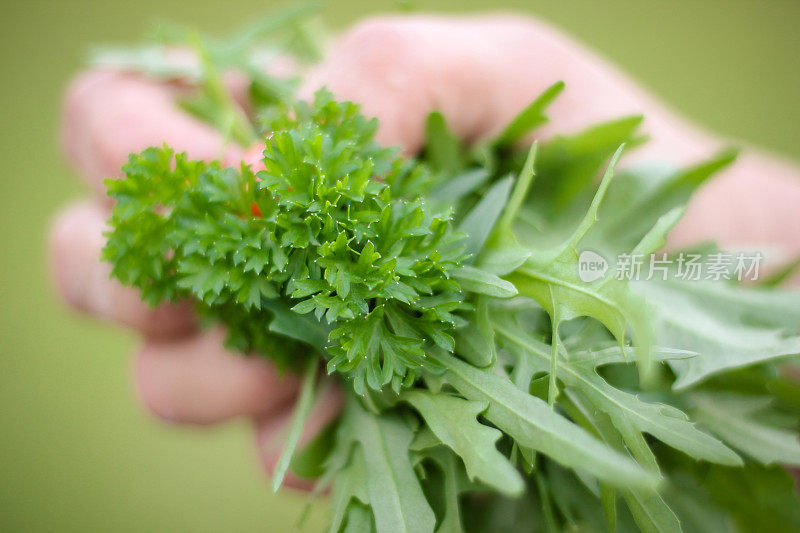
50,15,800,488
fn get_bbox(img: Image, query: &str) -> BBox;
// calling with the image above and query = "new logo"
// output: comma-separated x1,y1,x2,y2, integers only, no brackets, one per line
578,250,609,282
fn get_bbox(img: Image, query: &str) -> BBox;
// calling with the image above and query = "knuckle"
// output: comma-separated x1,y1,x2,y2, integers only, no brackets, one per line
342,17,410,47
338,17,418,72
63,69,109,113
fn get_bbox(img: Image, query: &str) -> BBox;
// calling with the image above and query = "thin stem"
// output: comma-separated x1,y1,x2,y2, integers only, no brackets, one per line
272,356,319,492
562,144,625,252
497,142,538,235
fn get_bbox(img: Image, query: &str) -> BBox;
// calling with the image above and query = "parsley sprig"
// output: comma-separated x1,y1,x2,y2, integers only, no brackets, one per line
105,91,515,394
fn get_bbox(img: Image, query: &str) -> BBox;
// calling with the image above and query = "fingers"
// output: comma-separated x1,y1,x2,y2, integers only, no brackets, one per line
255,382,344,490
303,15,800,269
62,69,244,195
49,201,196,336
135,328,301,425
50,201,306,426
669,151,800,285
300,15,713,161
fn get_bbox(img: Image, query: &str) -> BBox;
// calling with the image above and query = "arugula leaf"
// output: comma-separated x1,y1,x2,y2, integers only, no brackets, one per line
691,392,800,466
703,463,800,532
425,449,464,533
430,350,658,491
451,266,518,297
506,146,657,385
452,296,497,368
491,81,565,148
532,116,643,215
425,111,464,174
458,175,514,260
402,390,524,495
561,390,681,533
495,316,741,466
342,503,375,533
328,445,369,533
346,398,437,533
599,150,737,249
641,281,800,388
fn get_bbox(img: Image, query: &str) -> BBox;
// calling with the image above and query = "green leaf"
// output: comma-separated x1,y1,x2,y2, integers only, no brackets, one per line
99,33,800,533
495,319,741,466
329,446,369,533
641,281,800,388
601,150,737,247
453,297,496,367
492,81,565,147
495,142,537,237
264,300,330,350
507,146,657,383
425,111,464,173
760,253,800,287
630,207,685,257
623,486,681,533
347,398,436,533
402,390,524,496
429,168,491,209
430,350,657,491
562,390,682,533
451,266,518,297
661,469,730,533
692,393,800,466
343,503,375,533
427,449,464,533
703,463,800,531
475,246,531,277
290,418,337,479
534,116,643,214
458,176,514,260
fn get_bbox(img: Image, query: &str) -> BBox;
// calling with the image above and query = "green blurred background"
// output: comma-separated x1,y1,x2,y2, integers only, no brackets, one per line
1,0,798,530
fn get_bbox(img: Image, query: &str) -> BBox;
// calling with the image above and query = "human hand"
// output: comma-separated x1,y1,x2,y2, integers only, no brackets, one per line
50,14,800,487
